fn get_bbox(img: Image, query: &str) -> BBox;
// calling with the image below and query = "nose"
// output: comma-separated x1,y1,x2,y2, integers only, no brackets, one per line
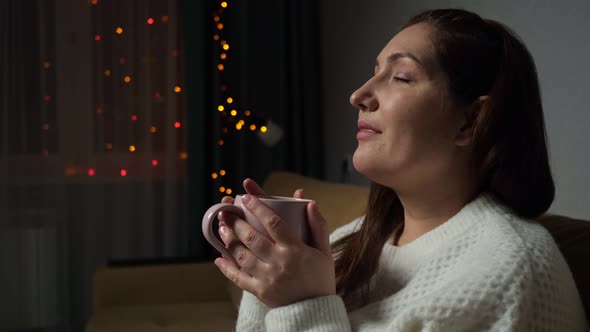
349,79,378,112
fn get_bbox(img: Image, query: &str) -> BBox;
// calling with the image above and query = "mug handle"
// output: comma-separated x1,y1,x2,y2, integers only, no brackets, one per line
202,203,244,267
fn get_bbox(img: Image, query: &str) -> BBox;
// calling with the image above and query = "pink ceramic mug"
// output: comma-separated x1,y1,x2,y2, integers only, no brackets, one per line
202,195,311,266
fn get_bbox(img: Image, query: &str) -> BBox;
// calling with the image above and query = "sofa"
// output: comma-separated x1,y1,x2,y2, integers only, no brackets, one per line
86,171,590,331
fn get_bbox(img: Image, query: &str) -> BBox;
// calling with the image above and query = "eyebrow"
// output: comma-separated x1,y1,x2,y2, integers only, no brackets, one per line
375,51,423,68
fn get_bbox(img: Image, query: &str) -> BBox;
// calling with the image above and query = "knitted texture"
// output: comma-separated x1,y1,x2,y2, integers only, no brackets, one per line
236,194,588,331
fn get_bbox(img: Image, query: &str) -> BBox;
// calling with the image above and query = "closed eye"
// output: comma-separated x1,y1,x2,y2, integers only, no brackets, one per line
394,77,411,83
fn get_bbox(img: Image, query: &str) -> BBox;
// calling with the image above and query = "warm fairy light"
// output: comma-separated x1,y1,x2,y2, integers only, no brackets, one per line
249,124,257,131
260,126,268,133
88,168,96,176
120,169,127,177
150,126,157,133
104,69,111,77
180,152,188,159
90,0,98,5
222,128,229,134
124,75,131,83
213,34,220,41
94,35,101,41
217,23,224,30
105,143,113,150
221,1,228,8
43,61,50,69
152,159,159,166
217,64,225,71
218,139,224,146
116,27,123,34
219,186,226,193
42,123,50,130
222,44,229,51
238,120,245,125
131,115,137,121
161,16,169,23
235,123,243,130
214,16,220,22
226,188,233,195
212,173,218,179
244,110,251,116
220,40,227,45
220,53,227,60
226,97,233,104
230,110,237,116
129,145,136,152
174,122,181,128
218,105,225,112
220,170,226,176
65,166,77,176
147,17,154,25
174,85,182,93
220,85,227,92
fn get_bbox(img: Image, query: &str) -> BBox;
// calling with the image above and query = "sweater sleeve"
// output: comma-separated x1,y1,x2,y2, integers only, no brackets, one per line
264,295,351,332
236,291,269,332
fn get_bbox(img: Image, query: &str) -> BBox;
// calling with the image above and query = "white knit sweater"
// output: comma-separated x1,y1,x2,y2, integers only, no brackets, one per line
236,194,588,331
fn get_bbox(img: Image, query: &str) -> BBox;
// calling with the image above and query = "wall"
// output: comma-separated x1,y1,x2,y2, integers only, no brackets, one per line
321,0,590,219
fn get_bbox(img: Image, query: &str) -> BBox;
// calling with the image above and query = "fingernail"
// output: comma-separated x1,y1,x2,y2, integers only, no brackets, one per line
219,226,228,238
242,194,251,204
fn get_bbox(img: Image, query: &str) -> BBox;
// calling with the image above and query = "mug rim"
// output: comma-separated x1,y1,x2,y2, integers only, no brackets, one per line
237,194,312,203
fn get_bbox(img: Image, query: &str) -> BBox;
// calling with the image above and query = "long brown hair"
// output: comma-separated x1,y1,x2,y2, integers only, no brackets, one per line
332,8,555,305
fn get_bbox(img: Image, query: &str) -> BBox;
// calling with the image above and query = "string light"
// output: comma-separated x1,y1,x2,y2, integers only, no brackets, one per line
120,169,127,177
115,27,123,34
217,64,225,71
218,139,224,146
222,44,229,51
44,95,51,102
161,16,169,23
220,53,227,60
221,1,228,8
105,143,113,150
226,97,233,104
180,152,188,159
129,145,136,152
43,61,51,69
244,110,251,116
214,16,220,22
249,124,256,131
88,168,96,176
222,128,228,134
219,186,226,193
90,0,98,5
218,105,225,112
226,188,233,195
212,173,218,179
220,170,226,176
152,159,158,167
213,34,220,41
260,126,268,133
235,123,243,130
217,23,224,30
104,69,111,77
174,85,182,93
94,35,101,41
150,126,157,133
147,17,154,25
174,121,181,128
131,115,138,121
42,123,50,130
230,110,237,116
124,75,131,83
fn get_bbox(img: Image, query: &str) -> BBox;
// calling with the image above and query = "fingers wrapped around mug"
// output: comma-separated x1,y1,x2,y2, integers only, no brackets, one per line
218,218,273,275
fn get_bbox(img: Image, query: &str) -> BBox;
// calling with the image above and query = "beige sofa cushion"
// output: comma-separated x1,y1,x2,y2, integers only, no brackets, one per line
86,301,236,332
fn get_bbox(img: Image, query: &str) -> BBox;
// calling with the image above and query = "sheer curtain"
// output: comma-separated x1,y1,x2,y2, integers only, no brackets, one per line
0,0,189,330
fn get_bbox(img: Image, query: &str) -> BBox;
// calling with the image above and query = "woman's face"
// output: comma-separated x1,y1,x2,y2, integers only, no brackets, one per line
350,23,468,190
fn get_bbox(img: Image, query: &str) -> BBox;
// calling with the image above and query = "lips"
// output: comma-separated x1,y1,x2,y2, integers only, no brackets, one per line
357,120,381,140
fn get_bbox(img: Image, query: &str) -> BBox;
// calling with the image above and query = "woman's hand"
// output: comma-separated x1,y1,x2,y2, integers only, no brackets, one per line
215,178,336,308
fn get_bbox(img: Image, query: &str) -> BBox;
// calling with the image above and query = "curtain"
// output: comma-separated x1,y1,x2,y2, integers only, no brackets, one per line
183,0,325,260
0,0,190,330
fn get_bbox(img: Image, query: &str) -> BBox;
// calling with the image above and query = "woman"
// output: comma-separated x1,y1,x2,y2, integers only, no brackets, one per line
214,8,588,331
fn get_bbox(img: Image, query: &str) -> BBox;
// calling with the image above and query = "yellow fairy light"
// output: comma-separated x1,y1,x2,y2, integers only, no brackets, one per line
150,126,157,133
235,123,243,130
129,145,136,152
222,44,229,51
174,85,182,93
217,64,225,71
220,170,226,176
116,27,123,34
105,143,113,150
221,1,228,8
230,110,237,116
212,173,218,179
226,97,233,104
218,139,224,146
180,152,188,159
226,188,232,195
213,34,220,41
249,124,257,131
219,186,226,193
214,16,220,22
220,53,227,60
104,69,111,77
124,75,131,83
238,120,245,125
218,105,225,112
260,126,268,133
244,110,251,116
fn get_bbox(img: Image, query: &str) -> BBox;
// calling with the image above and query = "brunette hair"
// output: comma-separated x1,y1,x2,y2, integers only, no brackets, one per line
332,8,555,305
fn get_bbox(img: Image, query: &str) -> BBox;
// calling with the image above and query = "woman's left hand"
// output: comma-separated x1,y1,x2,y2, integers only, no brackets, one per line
214,181,336,309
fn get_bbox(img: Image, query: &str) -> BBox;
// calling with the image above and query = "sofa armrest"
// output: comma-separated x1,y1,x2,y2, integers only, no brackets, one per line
92,261,230,312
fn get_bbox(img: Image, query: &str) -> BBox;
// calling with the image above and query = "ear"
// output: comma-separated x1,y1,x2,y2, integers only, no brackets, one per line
455,96,488,147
